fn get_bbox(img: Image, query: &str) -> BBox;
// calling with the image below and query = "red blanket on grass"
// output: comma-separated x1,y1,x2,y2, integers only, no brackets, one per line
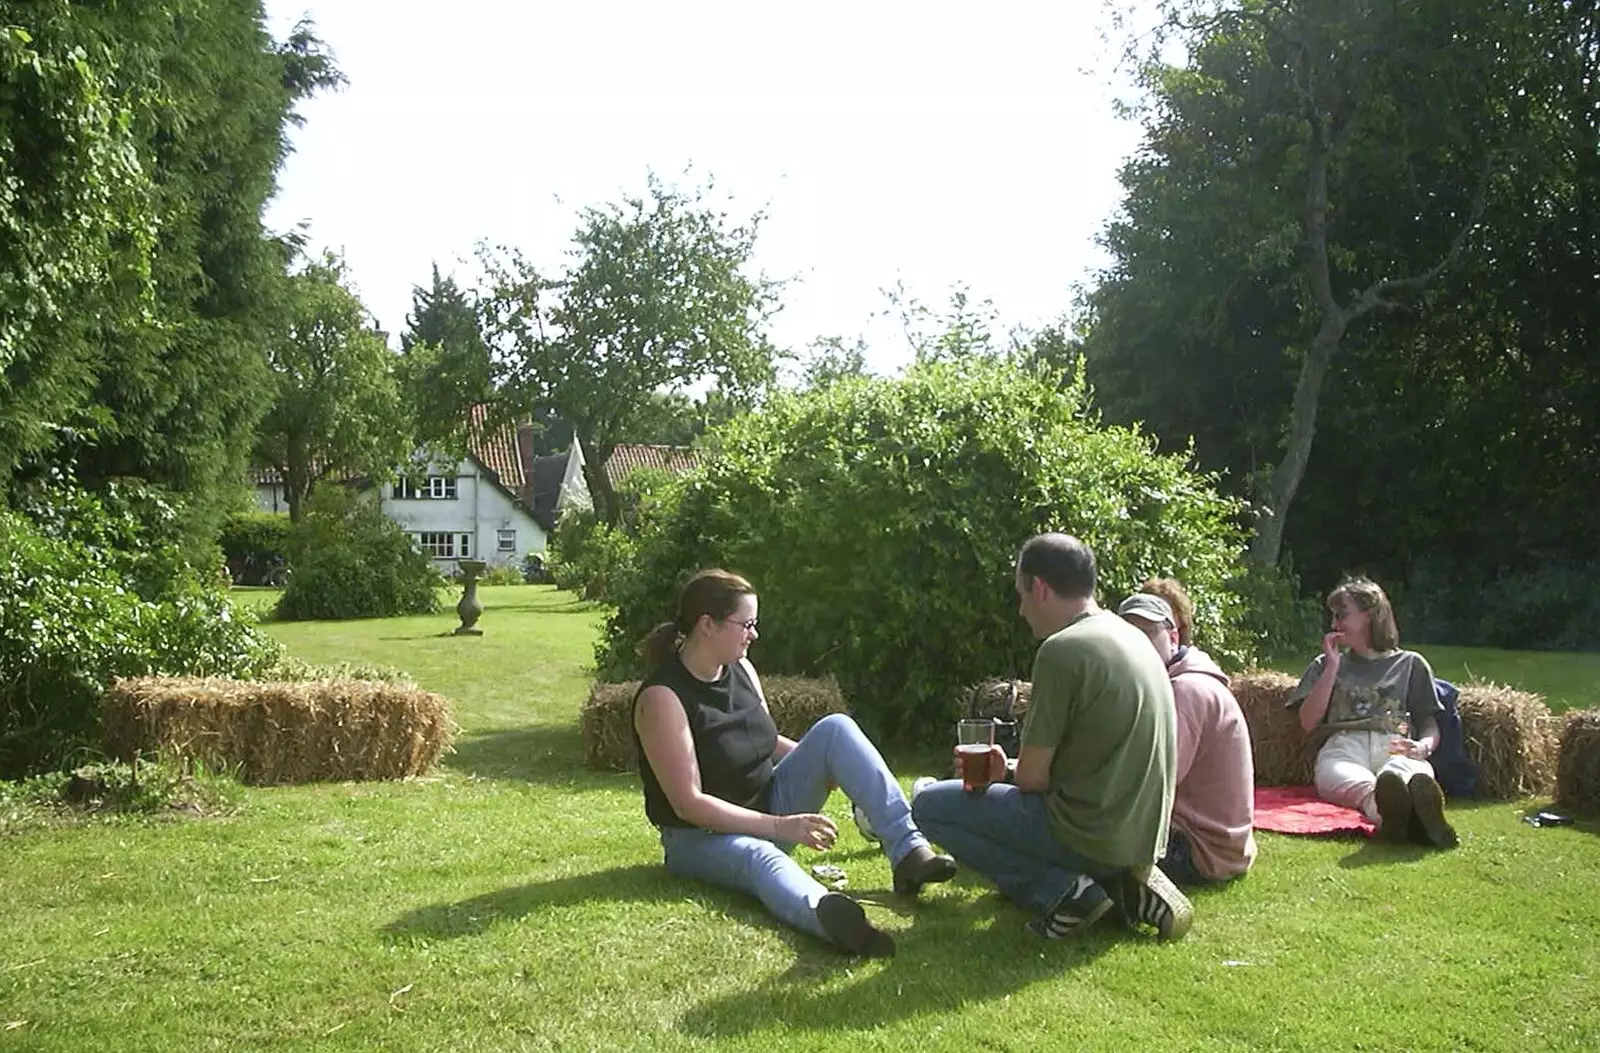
1254,786,1376,837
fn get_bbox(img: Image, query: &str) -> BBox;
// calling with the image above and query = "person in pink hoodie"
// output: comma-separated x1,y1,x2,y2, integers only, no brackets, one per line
1117,582,1257,885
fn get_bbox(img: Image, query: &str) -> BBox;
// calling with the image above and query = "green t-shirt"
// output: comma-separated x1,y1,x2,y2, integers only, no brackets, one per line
1286,649,1441,738
1021,609,1178,868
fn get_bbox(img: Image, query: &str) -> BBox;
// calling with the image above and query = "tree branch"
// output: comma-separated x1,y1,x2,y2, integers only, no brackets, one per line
1347,156,1495,320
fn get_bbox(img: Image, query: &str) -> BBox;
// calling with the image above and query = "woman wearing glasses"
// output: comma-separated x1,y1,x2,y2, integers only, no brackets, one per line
633,568,954,956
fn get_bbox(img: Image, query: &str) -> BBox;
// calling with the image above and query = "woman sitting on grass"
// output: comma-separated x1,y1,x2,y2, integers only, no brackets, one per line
1287,576,1457,848
632,568,955,957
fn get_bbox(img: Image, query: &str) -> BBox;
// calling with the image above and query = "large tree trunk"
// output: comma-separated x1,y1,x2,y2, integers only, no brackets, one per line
1248,316,1346,567
284,435,311,524
579,436,622,525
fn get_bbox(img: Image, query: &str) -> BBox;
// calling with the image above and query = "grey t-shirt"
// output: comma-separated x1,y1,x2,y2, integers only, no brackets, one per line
1286,649,1441,737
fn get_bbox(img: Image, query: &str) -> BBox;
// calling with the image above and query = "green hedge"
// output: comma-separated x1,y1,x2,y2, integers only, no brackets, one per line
596,357,1248,742
0,485,282,777
275,487,442,621
219,510,291,575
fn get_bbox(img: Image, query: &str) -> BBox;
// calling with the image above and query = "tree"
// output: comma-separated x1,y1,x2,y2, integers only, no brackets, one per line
1090,0,1526,567
1,9,153,481
397,264,494,450
480,177,779,524
793,337,869,391
253,254,410,522
1,3,341,545
613,389,748,446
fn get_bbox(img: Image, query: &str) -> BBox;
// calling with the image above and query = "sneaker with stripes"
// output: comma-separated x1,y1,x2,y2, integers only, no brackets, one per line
1028,874,1113,939
1119,864,1194,941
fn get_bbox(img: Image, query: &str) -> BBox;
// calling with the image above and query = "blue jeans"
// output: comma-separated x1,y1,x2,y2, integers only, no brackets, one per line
911,779,1120,917
1157,828,1212,888
659,714,930,943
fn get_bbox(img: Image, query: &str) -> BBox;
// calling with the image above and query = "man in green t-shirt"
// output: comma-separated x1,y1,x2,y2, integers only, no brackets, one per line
911,533,1194,940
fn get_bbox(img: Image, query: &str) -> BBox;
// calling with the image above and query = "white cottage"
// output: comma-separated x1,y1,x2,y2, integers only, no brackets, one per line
382,419,589,575
250,423,589,576
247,418,693,577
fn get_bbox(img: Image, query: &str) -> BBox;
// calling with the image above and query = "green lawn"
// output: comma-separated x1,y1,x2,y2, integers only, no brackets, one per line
2,586,1598,1051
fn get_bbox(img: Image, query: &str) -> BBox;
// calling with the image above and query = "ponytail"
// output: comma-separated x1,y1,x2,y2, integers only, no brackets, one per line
638,621,681,670
638,569,756,670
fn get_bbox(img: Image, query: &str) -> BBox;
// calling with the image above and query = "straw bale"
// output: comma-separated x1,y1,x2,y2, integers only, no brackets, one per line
582,675,849,772
1457,682,1559,800
1233,670,1319,787
927,671,1561,800
102,676,456,785
1554,709,1600,814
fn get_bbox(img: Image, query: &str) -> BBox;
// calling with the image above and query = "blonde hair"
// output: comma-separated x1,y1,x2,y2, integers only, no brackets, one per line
1140,577,1195,646
1327,576,1399,652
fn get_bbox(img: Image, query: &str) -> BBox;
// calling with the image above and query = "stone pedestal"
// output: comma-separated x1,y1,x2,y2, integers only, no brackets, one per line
454,559,487,635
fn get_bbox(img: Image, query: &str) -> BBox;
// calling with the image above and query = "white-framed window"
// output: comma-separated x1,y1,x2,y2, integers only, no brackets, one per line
416,532,472,558
395,476,458,500
497,529,517,553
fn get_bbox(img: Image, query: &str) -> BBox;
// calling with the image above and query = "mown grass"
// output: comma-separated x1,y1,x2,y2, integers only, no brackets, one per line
2,586,1597,1052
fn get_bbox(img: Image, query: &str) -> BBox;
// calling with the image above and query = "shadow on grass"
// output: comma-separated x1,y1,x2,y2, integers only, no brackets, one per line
445,724,597,785
1337,840,1437,868
677,891,1121,1038
484,590,608,616
385,862,1119,1031
384,864,677,940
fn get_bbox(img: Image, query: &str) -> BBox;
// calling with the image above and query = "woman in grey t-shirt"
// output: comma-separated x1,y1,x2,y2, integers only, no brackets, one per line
1286,577,1458,848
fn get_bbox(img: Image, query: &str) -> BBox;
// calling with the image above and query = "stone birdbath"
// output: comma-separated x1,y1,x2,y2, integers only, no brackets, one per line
454,559,487,635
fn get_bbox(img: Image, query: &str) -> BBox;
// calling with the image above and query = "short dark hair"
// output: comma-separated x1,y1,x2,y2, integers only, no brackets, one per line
1016,533,1096,600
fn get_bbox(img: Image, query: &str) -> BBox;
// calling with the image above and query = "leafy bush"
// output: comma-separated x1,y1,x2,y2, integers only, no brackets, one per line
547,506,638,601
274,487,442,621
1228,559,1324,664
0,758,243,833
596,357,1248,742
546,467,675,601
219,510,291,582
262,655,415,685
477,563,529,587
1,485,283,777
1399,553,1600,651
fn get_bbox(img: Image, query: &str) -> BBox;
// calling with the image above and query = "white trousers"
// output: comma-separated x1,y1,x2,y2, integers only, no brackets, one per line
1315,730,1435,822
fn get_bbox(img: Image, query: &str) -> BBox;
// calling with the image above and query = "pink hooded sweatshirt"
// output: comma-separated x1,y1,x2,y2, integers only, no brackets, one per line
1169,647,1257,880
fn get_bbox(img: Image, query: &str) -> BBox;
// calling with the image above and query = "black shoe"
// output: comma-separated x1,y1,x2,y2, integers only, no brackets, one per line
1027,874,1114,939
1374,771,1412,843
891,845,957,896
1118,864,1194,941
815,893,895,957
1407,773,1458,849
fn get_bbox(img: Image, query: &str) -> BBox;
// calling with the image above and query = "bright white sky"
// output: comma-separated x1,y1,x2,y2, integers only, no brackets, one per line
262,1,1146,376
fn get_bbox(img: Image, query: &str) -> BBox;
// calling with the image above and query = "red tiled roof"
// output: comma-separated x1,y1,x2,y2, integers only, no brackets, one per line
604,444,700,487
467,403,524,491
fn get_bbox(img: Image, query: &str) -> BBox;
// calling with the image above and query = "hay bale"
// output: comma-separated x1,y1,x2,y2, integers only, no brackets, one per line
939,671,1560,800
1457,682,1559,800
102,676,456,785
582,675,849,772
1554,709,1600,814
582,682,639,773
1233,670,1318,787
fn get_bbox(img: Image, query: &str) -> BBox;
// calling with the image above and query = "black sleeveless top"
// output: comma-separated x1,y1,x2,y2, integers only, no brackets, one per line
632,650,779,828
